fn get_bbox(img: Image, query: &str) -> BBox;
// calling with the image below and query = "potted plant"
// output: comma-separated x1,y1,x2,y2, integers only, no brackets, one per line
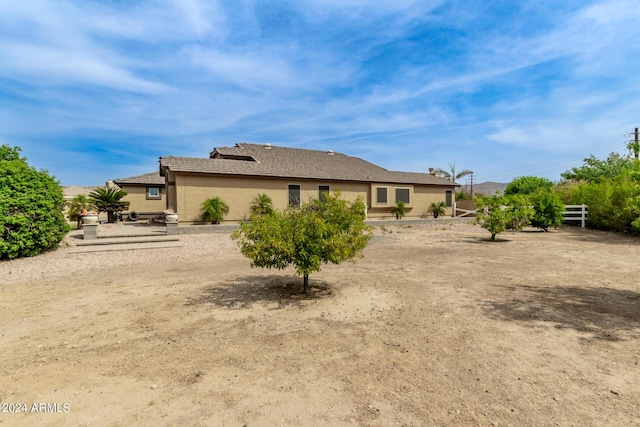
390,200,406,220
81,209,99,225
164,207,179,223
428,201,447,218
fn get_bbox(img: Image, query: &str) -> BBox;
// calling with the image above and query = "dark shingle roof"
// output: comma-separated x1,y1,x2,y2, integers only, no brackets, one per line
160,143,457,186
113,172,164,186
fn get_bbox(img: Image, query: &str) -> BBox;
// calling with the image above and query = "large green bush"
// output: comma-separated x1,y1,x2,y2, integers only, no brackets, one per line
529,191,565,232
0,145,69,259
560,171,640,233
505,176,554,196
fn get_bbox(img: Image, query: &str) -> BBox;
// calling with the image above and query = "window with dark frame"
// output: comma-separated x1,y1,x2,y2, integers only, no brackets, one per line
376,187,388,204
445,190,453,207
395,188,410,204
288,184,301,207
318,185,330,203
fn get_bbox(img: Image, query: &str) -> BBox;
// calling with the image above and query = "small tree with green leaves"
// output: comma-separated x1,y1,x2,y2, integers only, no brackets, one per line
428,201,447,218
390,200,406,219
475,194,533,241
89,187,129,223
529,191,565,231
231,191,373,293
1,145,70,259
201,196,229,224
250,193,274,216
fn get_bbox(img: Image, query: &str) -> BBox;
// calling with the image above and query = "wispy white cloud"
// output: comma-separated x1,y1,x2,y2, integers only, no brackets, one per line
1,0,639,185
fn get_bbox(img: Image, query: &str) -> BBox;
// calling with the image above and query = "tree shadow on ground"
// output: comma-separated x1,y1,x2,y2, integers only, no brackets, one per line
560,226,640,247
482,285,640,341
462,236,512,244
185,275,333,310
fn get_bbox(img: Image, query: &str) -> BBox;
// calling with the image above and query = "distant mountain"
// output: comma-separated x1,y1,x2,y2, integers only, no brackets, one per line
63,185,99,200
460,181,508,196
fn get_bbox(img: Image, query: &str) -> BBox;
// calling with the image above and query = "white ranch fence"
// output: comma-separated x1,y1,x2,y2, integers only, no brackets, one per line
563,204,588,228
453,203,588,228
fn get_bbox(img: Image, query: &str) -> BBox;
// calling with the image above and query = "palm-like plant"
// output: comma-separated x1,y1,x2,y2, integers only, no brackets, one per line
250,193,274,216
201,196,229,224
390,200,406,220
434,162,473,183
67,195,97,229
88,187,129,223
428,201,447,218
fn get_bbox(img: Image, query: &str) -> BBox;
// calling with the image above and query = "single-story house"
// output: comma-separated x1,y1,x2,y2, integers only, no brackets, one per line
159,143,459,224
112,172,166,214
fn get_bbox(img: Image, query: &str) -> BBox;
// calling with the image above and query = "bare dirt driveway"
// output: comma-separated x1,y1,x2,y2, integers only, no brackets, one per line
1,223,639,426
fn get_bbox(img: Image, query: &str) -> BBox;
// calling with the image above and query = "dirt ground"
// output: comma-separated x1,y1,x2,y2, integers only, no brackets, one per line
1,223,639,426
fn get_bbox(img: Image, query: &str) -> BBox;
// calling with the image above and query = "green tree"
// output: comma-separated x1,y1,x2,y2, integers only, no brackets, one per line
67,194,96,229
88,187,129,223
455,191,473,201
628,138,640,160
505,176,554,196
201,196,229,224
428,201,446,218
250,193,274,216
561,171,640,233
434,162,473,182
231,191,373,293
0,145,70,259
475,194,533,241
529,191,565,232
561,153,633,183
390,200,406,219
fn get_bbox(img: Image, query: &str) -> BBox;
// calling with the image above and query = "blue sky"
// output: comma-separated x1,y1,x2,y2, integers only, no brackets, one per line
1,0,639,186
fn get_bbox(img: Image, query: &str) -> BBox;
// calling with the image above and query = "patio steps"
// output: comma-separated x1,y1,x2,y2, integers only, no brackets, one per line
70,235,181,254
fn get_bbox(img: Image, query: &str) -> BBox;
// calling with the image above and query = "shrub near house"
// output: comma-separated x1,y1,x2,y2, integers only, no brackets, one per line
0,145,69,259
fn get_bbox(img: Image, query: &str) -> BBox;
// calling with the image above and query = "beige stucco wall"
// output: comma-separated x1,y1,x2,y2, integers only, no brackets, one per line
120,184,166,213
366,184,454,219
174,174,370,223
171,172,457,223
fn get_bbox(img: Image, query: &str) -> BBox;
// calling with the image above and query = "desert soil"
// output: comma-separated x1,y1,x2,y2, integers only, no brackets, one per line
1,223,639,426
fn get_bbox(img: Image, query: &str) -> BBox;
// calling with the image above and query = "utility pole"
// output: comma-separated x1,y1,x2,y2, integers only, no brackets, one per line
470,172,474,196
635,128,639,160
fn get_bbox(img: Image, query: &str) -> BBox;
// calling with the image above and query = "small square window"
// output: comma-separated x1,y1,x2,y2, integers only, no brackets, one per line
147,187,161,200
376,187,388,204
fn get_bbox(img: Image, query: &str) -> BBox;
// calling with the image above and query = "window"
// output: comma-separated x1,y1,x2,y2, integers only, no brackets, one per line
288,184,301,207
318,185,330,203
395,188,410,204
445,190,453,207
147,186,161,200
376,187,388,204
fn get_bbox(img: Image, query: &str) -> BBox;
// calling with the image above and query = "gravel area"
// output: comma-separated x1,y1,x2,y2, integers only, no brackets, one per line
1,226,238,286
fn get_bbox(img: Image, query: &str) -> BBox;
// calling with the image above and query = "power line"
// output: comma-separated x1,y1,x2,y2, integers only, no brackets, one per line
485,131,632,182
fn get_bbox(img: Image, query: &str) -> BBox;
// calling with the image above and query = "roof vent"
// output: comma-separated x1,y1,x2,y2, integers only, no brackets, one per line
327,149,334,155
264,143,271,149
